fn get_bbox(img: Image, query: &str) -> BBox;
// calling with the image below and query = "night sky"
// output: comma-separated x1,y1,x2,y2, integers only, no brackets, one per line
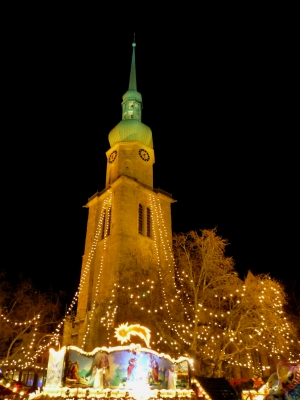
2,10,298,306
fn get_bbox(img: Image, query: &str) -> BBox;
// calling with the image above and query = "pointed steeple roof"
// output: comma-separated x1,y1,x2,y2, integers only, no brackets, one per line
122,38,142,105
128,37,137,91
108,39,153,149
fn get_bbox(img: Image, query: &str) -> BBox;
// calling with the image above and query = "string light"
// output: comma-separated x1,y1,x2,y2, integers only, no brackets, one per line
81,192,112,349
5,184,298,378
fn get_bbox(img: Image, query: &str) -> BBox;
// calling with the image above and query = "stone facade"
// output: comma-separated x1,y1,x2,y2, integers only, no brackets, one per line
62,43,176,352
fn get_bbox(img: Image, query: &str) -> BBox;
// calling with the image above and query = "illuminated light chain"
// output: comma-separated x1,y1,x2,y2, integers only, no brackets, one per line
145,213,298,364
75,194,111,310
0,314,40,326
156,199,177,289
1,323,41,370
27,330,63,369
1,214,298,374
154,199,193,321
149,194,189,348
149,195,172,316
0,317,46,370
104,279,156,345
90,193,184,350
56,201,300,364
32,335,60,362
191,279,299,369
81,253,104,349
174,263,195,318
149,194,190,348
157,200,195,348
20,323,39,366
12,192,113,369
150,195,192,320
98,194,176,348
105,303,118,345
104,273,118,345
64,188,296,363
81,193,112,349
156,198,192,320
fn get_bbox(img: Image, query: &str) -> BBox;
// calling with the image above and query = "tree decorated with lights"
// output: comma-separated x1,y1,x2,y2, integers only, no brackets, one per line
170,230,300,377
0,273,63,372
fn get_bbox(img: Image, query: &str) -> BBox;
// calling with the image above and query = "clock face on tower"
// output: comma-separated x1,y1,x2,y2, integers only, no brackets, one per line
139,149,150,162
108,150,117,164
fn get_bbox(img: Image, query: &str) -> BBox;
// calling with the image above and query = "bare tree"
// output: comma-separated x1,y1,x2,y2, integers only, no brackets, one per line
171,230,299,377
0,272,63,367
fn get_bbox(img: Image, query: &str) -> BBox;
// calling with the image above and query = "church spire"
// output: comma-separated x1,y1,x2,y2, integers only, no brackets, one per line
128,35,137,91
108,39,153,149
121,37,142,122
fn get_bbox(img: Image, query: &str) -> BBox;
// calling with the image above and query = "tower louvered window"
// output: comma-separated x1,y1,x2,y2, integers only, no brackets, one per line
138,204,143,234
107,206,111,236
101,207,112,239
101,209,106,240
147,207,151,237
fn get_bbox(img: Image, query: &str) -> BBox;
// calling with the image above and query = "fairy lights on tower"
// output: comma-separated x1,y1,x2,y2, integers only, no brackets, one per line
2,39,299,388
57,37,299,377
61,38,177,353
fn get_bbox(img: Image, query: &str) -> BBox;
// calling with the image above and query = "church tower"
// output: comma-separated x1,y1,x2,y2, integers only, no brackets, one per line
63,41,176,352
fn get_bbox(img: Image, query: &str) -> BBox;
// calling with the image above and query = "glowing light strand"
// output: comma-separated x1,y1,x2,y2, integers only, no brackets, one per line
81,193,112,349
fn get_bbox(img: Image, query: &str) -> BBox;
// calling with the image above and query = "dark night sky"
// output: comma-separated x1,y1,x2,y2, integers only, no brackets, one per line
1,9,299,306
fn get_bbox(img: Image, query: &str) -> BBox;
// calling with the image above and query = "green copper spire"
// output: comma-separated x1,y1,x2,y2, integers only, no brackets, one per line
108,39,153,149
121,38,142,122
128,36,137,91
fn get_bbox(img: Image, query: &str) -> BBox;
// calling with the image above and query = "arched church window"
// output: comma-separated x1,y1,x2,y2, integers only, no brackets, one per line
101,209,106,240
147,207,151,238
101,207,111,239
107,206,111,236
138,204,143,234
